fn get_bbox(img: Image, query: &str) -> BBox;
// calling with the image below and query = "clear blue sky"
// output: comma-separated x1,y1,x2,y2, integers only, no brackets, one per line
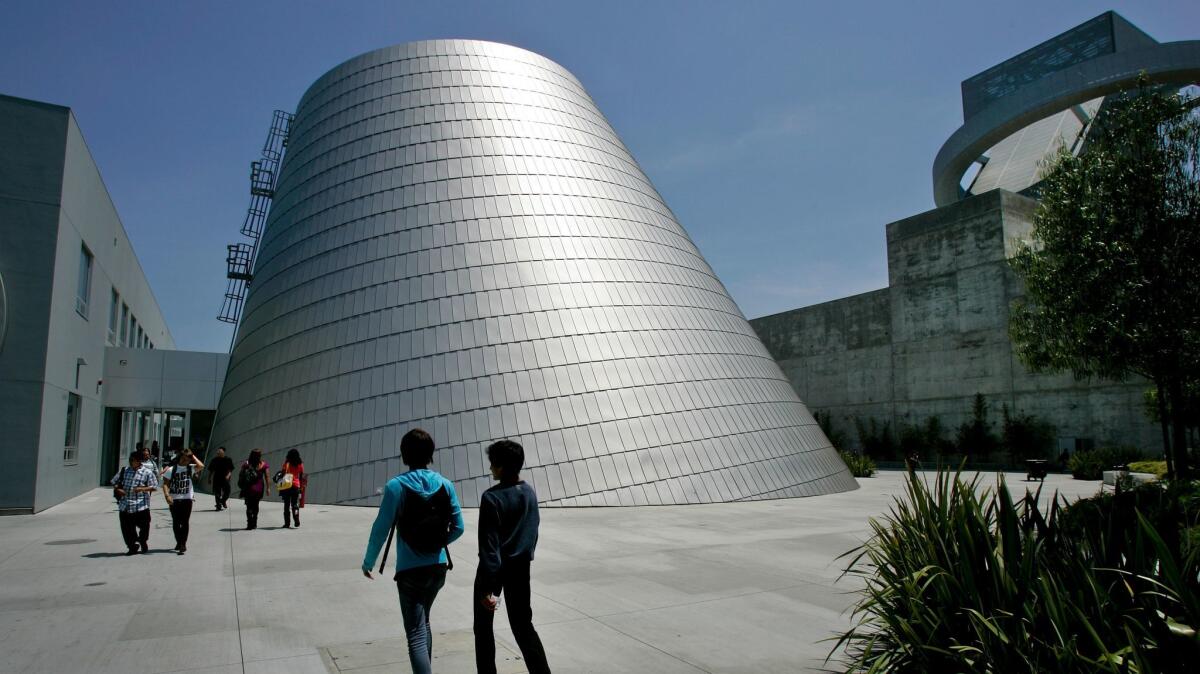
2,1,1195,353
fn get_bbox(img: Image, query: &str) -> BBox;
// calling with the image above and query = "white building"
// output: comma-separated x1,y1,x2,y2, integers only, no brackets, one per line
0,94,225,513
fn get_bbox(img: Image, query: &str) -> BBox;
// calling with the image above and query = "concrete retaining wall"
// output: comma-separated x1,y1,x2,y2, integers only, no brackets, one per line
751,189,1158,453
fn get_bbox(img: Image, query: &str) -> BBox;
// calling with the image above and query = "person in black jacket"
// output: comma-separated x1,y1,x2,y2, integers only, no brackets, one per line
474,440,551,674
208,446,235,511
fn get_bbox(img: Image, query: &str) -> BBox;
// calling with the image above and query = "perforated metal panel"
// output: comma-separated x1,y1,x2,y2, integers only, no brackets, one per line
210,40,857,506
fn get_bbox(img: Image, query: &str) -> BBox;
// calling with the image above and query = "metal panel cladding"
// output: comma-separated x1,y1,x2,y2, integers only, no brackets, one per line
211,40,857,507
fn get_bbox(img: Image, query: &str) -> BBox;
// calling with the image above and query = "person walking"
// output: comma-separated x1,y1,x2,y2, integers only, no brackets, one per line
239,449,269,530
208,446,235,511
279,448,305,528
110,450,159,555
474,439,551,674
362,429,465,674
161,447,204,555
140,444,158,476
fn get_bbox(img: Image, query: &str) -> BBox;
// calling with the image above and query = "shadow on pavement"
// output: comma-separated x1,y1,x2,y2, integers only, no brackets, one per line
82,549,178,558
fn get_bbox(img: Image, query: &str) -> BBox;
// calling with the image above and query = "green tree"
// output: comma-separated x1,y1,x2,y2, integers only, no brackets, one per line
1000,404,1056,464
955,393,998,459
1009,81,1200,478
1143,384,1200,467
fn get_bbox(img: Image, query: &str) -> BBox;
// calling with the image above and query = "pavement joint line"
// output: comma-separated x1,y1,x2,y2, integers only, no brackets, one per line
226,505,247,674
240,650,324,665
592,615,714,674
581,579,846,621
140,656,246,674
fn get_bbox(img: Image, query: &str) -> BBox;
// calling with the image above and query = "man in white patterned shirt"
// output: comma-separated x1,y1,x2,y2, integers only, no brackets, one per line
111,450,159,555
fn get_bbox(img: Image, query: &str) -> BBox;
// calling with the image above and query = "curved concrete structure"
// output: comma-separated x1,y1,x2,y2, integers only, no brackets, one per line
933,40,1200,207
210,40,857,507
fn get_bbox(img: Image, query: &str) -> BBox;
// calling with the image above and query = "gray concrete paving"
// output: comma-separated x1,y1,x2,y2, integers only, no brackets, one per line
0,471,1101,674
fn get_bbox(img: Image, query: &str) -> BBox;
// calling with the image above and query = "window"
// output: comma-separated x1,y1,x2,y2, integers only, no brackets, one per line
120,303,129,345
75,245,93,318
64,392,81,464
136,325,144,349
107,289,119,344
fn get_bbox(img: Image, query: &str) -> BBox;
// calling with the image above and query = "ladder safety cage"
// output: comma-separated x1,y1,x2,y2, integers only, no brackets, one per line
216,109,294,335
225,243,254,281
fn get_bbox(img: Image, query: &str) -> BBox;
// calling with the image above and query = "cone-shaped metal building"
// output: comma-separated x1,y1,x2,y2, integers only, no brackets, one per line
211,40,857,506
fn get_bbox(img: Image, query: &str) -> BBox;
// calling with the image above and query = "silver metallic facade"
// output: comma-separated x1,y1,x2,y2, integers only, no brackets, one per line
210,40,856,506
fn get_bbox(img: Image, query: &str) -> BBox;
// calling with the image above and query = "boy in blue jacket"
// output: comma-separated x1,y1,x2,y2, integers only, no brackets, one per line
363,429,465,674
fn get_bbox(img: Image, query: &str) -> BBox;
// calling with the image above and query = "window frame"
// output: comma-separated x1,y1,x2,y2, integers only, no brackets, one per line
75,245,93,319
107,289,119,345
64,392,81,465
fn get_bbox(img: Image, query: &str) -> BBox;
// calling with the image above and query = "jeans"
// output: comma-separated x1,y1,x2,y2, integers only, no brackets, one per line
118,509,150,551
213,479,231,509
244,495,261,529
396,564,448,674
474,559,551,674
282,488,300,527
169,499,193,547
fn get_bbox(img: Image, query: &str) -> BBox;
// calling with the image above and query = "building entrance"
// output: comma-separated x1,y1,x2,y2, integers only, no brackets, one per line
100,408,199,481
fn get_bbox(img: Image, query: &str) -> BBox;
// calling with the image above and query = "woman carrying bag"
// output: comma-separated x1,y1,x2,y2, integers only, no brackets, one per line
239,449,270,530
277,448,305,528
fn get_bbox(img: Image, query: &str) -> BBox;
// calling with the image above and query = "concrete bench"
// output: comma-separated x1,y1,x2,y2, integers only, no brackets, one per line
1102,471,1158,490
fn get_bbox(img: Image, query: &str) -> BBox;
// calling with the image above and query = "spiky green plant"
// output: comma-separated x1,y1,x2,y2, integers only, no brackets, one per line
829,470,1200,673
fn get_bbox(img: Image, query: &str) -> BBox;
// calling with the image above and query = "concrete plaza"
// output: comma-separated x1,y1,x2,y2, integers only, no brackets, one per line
0,471,1100,673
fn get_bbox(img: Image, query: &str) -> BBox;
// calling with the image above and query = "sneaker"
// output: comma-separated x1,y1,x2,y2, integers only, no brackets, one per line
126,548,138,556
139,542,148,553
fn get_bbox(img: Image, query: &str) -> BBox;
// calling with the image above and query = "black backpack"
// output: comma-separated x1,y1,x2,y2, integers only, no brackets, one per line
237,464,258,490
379,484,454,574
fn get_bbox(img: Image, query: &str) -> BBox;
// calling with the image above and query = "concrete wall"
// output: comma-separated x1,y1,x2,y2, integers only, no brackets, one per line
751,189,1159,453
754,289,894,426
0,95,175,512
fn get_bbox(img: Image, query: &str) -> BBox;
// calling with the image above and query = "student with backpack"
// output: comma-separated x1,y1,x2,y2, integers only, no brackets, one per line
110,450,159,555
474,439,551,674
362,428,465,674
238,449,270,530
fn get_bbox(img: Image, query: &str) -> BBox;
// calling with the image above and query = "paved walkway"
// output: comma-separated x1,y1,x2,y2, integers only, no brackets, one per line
0,471,1099,674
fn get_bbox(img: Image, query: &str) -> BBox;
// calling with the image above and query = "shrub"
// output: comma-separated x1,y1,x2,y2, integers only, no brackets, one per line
854,417,898,460
1068,446,1146,480
897,417,946,459
1001,405,1056,463
830,470,1200,672
954,393,999,458
838,450,875,478
1128,460,1168,479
